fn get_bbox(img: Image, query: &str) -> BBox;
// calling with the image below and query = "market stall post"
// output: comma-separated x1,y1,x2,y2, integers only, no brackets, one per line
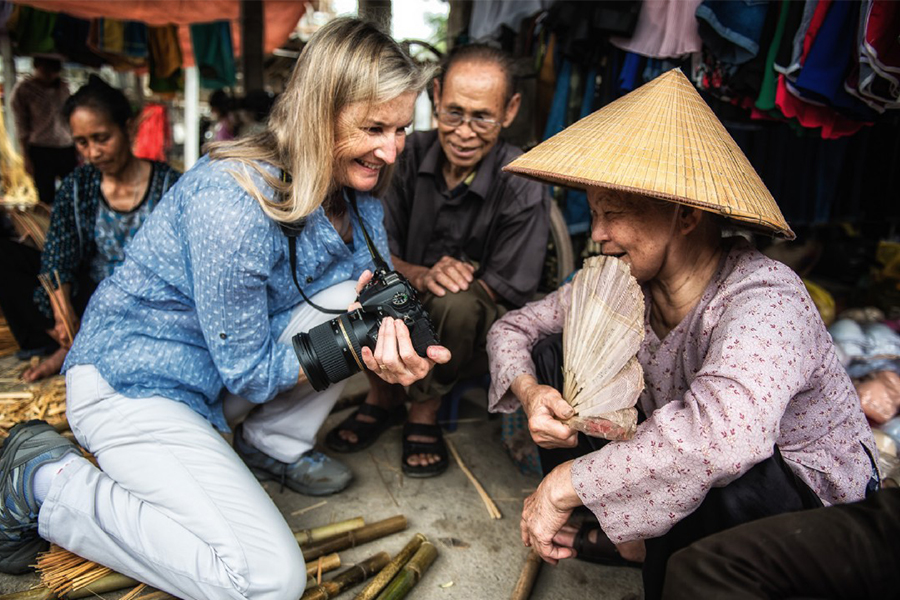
184,65,199,169
1,32,16,150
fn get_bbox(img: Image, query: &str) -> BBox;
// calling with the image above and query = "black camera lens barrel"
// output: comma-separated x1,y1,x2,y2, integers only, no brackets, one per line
293,314,365,391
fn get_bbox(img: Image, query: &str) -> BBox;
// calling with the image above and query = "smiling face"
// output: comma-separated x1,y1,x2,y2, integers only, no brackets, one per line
69,106,132,176
433,60,519,173
333,91,417,192
588,188,680,283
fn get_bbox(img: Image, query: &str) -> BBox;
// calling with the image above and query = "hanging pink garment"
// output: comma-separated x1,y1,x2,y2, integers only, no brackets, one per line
610,0,703,59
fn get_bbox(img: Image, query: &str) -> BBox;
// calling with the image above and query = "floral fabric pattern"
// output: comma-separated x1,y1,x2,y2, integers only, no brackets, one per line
487,239,876,542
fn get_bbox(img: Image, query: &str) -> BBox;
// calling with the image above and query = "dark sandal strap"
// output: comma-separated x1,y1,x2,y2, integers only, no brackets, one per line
402,422,443,439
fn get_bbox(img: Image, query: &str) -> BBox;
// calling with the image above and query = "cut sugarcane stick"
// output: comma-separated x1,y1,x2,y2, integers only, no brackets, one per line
300,552,391,600
445,438,501,519
374,541,438,600
295,516,365,546
303,515,408,561
353,533,426,600
305,553,341,580
510,550,543,600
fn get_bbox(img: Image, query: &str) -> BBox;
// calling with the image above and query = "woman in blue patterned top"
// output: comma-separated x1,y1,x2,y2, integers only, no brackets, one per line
0,18,449,598
6,75,180,382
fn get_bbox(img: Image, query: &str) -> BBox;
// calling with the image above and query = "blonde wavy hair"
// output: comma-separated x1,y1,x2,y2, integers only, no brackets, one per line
209,18,432,223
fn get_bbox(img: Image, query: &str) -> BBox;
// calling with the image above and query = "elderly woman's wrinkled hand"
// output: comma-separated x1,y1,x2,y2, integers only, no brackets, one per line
513,375,578,449
360,317,451,386
521,460,581,564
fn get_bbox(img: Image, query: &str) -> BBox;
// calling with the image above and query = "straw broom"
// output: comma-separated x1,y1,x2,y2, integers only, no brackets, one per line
37,272,76,346
295,516,365,546
300,552,391,600
353,533,426,600
373,541,438,600
510,550,543,600
302,515,408,561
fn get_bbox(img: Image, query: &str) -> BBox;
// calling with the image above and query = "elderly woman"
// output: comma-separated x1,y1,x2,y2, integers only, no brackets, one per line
0,19,447,599
487,70,876,598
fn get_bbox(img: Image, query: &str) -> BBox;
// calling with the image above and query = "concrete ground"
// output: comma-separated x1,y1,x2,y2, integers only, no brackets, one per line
0,363,642,599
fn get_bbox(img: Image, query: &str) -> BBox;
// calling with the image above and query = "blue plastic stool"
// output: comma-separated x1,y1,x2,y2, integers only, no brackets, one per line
438,373,491,432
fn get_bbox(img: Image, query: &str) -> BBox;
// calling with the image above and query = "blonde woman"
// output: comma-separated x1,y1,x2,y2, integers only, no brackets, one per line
0,19,448,599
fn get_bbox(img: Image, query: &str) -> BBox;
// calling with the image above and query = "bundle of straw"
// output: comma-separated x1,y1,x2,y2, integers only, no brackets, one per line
35,544,115,597
36,271,77,346
0,101,39,208
0,376,68,437
0,312,19,358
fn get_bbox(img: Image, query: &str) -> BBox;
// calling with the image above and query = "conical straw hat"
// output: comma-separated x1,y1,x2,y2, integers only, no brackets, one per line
505,69,794,239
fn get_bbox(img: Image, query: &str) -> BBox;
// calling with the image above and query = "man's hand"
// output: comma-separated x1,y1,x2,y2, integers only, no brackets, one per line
521,460,582,564
512,374,578,448
415,256,474,297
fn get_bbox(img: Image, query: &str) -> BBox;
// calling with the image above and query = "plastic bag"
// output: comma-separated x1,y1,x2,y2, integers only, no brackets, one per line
856,370,900,424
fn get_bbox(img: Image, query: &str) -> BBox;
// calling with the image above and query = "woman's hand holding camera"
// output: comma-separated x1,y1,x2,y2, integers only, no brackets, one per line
353,270,451,385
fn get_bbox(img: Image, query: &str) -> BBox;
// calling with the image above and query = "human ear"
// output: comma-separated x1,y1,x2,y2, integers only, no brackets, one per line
432,78,442,111
502,92,521,127
678,206,704,234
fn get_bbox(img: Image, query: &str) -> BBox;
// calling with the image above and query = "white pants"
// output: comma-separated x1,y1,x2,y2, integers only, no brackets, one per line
39,281,356,600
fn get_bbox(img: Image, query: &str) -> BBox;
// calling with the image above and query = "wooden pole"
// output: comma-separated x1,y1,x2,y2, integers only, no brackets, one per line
300,552,390,600
302,515,407,561
510,550,543,600
353,534,426,600
373,542,437,600
295,517,365,546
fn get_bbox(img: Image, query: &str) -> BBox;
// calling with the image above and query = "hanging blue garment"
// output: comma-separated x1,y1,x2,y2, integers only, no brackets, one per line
696,0,770,65
543,58,572,140
190,21,237,89
564,65,598,234
793,0,878,122
618,51,642,93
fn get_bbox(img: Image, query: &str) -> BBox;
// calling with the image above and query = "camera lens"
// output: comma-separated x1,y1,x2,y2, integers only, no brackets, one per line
292,313,369,392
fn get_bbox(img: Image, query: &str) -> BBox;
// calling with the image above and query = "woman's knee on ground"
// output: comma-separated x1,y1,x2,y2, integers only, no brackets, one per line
241,535,306,600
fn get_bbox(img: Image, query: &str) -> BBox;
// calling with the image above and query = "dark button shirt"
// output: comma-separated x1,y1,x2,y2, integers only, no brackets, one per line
383,130,550,308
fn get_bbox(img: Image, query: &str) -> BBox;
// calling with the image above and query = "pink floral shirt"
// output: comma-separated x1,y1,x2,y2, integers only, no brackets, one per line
487,240,876,542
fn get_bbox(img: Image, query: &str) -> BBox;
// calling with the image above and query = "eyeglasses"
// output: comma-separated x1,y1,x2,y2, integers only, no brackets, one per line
434,110,501,134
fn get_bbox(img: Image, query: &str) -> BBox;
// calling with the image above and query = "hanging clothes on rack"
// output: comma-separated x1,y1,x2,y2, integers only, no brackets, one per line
190,21,236,89
610,0,704,59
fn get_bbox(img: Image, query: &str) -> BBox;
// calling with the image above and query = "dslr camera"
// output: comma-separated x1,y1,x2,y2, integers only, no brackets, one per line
292,268,440,391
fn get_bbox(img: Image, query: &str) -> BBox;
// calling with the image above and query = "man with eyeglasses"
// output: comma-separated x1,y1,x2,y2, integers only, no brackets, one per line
325,44,550,477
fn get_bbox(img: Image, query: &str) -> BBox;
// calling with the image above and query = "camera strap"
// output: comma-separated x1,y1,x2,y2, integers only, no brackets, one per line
281,170,387,314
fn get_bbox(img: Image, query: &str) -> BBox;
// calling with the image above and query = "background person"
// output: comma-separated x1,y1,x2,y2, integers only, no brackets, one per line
326,44,549,478
0,19,448,600
487,70,877,599
0,75,180,381
10,55,78,204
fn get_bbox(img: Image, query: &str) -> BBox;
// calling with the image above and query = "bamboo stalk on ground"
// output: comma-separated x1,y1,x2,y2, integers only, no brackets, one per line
300,552,391,600
302,515,407,561
445,438,502,519
353,533,426,600
510,550,543,600
305,553,341,580
373,541,438,600
295,516,365,546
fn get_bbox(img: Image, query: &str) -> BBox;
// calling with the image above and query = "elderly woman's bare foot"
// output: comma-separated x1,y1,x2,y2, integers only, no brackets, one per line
22,348,68,382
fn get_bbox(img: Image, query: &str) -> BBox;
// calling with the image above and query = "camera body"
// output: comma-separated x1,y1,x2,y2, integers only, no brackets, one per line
292,268,439,391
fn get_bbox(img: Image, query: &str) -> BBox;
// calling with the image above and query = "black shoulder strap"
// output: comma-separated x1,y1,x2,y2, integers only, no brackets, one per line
282,170,345,315
345,188,389,272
